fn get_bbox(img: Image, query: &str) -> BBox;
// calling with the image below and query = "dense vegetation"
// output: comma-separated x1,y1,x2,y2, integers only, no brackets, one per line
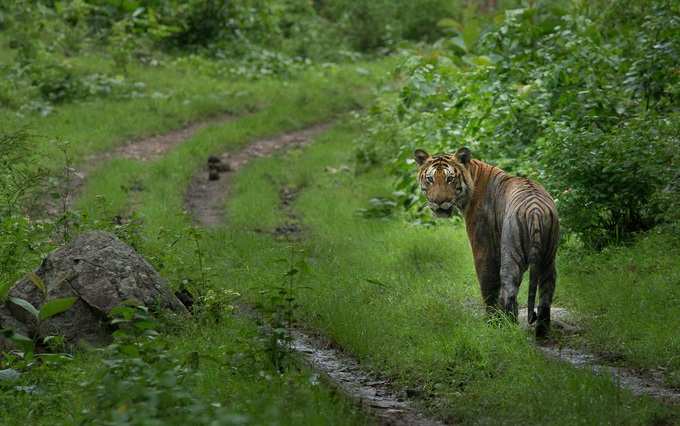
358,0,679,248
1,1,679,425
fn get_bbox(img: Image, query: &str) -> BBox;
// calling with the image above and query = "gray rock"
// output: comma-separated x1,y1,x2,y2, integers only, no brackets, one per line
0,231,187,348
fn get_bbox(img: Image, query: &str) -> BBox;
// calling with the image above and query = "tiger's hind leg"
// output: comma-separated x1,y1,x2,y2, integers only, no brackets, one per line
499,251,526,322
535,261,556,339
498,222,527,322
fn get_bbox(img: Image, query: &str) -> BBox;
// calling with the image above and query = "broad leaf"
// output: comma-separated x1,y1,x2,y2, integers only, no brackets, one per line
38,297,77,321
9,297,39,319
1,329,34,353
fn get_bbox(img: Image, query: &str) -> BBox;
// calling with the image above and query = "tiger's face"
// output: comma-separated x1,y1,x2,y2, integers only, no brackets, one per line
414,148,473,218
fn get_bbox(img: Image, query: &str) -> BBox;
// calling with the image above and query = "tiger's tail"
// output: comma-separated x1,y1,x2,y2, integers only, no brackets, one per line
527,210,543,324
528,266,538,324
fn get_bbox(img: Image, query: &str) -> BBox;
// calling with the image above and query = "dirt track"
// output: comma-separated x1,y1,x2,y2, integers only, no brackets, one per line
49,112,679,425
184,122,449,425
41,112,235,218
184,123,332,227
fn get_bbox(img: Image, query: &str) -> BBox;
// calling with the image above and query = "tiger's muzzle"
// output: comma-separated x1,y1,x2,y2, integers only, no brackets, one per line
429,201,455,218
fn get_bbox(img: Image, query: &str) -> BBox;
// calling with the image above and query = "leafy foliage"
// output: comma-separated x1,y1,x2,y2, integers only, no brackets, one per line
0,132,53,294
358,0,680,247
317,0,459,51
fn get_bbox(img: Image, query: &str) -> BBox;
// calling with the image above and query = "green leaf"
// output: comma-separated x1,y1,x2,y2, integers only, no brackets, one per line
451,36,467,53
119,344,140,357
36,353,73,363
9,297,39,319
437,18,462,32
26,272,46,297
132,320,157,331
294,258,311,274
365,278,389,288
1,329,34,353
38,297,77,321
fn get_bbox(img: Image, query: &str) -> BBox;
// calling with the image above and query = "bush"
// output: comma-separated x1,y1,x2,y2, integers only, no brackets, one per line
358,0,680,248
541,115,679,248
318,0,460,51
0,131,52,293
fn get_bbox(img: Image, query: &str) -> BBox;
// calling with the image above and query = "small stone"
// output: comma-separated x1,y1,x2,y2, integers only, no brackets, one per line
209,170,220,181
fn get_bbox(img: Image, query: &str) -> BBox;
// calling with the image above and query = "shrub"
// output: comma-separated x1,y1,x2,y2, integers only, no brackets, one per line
316,0,463,51
357,0,680,247
0,131,52,292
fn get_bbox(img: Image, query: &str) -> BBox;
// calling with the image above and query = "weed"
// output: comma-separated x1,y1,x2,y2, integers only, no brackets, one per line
259,244,307,373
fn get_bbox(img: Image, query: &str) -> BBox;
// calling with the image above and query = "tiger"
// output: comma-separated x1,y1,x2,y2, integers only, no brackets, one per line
414,147,559,337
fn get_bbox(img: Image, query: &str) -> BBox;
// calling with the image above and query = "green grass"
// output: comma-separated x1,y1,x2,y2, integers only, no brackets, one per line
0,52,394,425
220,123,679,425
558,229,680,386
73,113,678,425
0,314,368,426
0,51,388,174
4,41,680,425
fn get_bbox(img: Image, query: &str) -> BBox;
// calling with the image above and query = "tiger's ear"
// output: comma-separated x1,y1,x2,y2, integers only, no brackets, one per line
414,149,430,166
455,147,471,166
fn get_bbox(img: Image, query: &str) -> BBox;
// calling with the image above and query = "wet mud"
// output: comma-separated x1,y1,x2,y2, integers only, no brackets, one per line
40,112,236,218
236,303,445,426
289,329,445,425
184,123,332,227
520,307,680,404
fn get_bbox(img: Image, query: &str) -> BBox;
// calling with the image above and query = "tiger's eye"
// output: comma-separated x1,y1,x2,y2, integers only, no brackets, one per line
446,175,454,184
426,175,434,184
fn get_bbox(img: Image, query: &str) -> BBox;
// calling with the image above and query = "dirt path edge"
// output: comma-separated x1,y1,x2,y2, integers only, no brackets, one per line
186,122,448,425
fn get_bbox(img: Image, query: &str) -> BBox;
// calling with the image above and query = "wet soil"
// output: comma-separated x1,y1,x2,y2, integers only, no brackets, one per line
273,186,303,239
186,122,448,424
519,307,680,404
39,112,235,218
109,112,235,162
236,303,445,426
184,123,332,227
289,329,445,426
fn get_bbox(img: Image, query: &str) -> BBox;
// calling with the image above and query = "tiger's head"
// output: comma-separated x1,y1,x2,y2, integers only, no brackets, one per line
414,147,474,218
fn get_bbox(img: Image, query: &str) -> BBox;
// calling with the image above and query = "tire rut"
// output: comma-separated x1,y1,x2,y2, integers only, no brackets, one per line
520,307,680,404
185,123,448,425
41,112,236,218
184,123,332,227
